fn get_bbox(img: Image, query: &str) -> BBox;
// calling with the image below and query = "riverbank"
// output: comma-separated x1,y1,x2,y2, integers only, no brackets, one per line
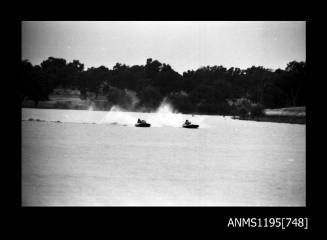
236,115,305,124
22,91,305,124
235,107,306,124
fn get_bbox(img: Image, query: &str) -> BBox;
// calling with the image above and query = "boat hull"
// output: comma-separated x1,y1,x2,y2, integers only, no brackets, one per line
182,124,199,129
135,123,151,127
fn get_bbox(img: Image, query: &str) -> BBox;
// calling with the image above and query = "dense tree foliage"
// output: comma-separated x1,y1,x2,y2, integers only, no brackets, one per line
21,60,53,107
21,57,306,115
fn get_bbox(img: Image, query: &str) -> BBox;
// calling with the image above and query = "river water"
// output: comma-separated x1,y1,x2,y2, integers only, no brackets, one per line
22,107,305,206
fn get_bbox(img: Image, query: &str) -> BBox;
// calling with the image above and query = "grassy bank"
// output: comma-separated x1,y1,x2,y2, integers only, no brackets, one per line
22,94,111,111
236,115,305,124
236,106,306,124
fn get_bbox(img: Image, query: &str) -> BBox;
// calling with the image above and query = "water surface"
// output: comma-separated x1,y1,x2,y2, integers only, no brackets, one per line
22,108,305,206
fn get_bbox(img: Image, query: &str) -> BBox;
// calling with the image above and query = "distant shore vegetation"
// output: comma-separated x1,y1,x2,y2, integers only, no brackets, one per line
21,57,306,119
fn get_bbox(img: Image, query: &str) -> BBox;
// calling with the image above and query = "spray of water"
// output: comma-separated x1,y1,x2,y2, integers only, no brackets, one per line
22,97,208,127
99,105,136,126
125,89,140,110
146,98,185,127
99,98,208,128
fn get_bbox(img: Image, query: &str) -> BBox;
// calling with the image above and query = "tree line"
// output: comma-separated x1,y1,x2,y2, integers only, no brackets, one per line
21,57,306,116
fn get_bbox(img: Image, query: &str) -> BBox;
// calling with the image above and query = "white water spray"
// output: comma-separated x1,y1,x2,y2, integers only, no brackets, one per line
22,99,208,128
99,98,207,128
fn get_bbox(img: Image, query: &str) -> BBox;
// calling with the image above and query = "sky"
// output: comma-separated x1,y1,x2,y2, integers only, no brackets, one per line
22,21,306,74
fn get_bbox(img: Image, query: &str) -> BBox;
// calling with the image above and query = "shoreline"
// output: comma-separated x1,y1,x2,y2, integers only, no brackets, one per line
22,95,305,125
235,116,305,125
21,106,306,125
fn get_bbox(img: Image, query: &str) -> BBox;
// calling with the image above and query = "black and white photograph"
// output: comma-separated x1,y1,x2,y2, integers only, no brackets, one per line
21,21,306,206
